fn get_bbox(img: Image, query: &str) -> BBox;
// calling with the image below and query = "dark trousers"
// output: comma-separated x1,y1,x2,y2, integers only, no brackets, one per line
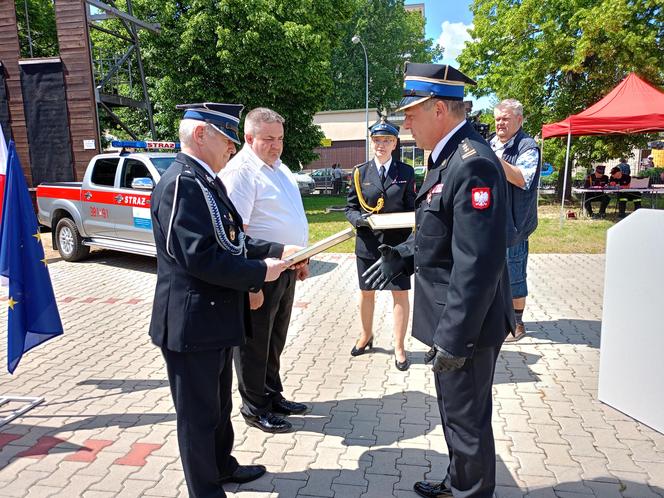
163,347,238,498
584,193,609,215
618,192,641,215
332,178,342,195
435,345,501,498
235,270,296,417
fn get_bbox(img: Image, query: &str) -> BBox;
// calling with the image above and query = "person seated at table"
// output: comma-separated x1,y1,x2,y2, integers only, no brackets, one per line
583,165,609,218
610,166,641,218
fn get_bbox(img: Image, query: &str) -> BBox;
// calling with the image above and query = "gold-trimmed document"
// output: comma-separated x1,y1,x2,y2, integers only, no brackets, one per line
285,227,355,264
367,212,415,230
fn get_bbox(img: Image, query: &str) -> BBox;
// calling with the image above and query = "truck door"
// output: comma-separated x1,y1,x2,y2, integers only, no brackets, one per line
114,158,155,243
81,157,122,238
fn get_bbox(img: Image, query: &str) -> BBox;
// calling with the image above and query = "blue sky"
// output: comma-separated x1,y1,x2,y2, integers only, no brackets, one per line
405,0,474,65
405,0,493,109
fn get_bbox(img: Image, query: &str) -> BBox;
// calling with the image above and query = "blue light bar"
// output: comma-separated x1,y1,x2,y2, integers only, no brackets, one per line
111,140,180,150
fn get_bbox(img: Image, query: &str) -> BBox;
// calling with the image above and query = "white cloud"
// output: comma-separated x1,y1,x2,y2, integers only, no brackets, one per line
436,21,473,65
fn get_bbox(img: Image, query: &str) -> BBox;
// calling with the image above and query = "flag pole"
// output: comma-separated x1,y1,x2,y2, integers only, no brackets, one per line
0,133,58,426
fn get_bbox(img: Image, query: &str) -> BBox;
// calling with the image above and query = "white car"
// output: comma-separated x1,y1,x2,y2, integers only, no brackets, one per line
293,172,315,195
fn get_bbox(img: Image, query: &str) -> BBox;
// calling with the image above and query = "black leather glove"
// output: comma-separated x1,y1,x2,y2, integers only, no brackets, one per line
355,214,371,228
362,244,405,290
425,344,466,373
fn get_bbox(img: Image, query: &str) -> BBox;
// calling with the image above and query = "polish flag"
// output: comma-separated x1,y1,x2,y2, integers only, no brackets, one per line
0,124,6,222
0,124,7,287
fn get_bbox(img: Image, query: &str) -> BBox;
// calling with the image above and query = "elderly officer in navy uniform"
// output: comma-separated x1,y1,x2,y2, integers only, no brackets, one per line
149,103,294,498
345,117,416,370
364,64,515,497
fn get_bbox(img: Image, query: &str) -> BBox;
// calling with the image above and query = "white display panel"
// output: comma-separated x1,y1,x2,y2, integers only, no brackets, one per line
598,209,664,434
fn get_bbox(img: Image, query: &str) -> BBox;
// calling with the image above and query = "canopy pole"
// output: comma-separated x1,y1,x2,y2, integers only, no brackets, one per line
559,131,572,228
537,136,544,207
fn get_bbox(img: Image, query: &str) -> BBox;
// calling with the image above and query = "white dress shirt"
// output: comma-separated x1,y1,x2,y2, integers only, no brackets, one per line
430,120,467,164
219,144,309,247
373,157,393,174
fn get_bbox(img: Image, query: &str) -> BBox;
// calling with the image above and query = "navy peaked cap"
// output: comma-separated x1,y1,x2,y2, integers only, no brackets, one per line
370,117,399,137
176,102,244,144
398,63,476,111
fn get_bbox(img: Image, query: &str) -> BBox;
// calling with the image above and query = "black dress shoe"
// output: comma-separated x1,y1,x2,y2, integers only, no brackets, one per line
273,398,308,415
243,413,292,433
395,355,410,371
219,464,266,484
350,336,374,356
413,480,453,498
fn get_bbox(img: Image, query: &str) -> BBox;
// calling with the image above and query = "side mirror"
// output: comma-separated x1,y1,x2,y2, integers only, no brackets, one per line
131,177,154,190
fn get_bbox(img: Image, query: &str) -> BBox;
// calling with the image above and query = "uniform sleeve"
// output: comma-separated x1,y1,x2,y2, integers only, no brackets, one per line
403,167,416,210
221,166,256,225
395,232,415,276
158,175,267,292
515,148,540,190
434,157,508,357
245,236,284,260
345,167,364,228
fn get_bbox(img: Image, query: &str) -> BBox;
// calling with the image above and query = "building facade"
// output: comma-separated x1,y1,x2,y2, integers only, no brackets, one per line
307,108,426,170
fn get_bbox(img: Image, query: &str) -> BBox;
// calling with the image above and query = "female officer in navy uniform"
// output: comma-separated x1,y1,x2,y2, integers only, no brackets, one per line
345,118,416,370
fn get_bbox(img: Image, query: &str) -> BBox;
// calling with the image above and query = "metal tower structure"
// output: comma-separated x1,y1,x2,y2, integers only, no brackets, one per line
86,0,158,140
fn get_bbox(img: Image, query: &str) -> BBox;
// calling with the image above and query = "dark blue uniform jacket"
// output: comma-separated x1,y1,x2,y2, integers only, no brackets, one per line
396,122,515,357
149,153,283,353
345,159,416,258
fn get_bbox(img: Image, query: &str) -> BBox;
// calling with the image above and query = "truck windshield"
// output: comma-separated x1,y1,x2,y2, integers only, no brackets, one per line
150,157,176,174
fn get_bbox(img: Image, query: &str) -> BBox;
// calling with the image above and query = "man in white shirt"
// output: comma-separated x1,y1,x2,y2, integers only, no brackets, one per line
220,107,309,433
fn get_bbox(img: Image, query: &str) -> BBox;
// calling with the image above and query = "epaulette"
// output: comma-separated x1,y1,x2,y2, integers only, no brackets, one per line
459,139,478,160
181,164,195,177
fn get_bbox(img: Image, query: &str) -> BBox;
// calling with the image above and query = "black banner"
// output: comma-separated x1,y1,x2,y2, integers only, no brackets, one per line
0,63,10,144
20,59,73,185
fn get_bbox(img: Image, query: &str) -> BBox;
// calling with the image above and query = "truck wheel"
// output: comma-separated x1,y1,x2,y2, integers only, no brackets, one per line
55,218,90,262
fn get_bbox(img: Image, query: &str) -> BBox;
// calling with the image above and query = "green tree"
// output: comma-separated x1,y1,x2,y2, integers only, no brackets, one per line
459,0,664,195
109,0,356,167
327,0,443,111
14,0,58,58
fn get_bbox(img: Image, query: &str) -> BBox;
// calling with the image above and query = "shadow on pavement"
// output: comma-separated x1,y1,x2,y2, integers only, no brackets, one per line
0,412,175,466
308,259,339,278
495,350,542,384
519,319,601,349
285,390,437,448
75,250,157,274
77,378,169,393
228,448,664,497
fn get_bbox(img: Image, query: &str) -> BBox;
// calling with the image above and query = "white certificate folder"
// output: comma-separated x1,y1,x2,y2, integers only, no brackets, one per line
367,212,415,230
285,227,355,264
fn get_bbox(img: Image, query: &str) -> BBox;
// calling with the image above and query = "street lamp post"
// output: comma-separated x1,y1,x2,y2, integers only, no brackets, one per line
352,35,369,162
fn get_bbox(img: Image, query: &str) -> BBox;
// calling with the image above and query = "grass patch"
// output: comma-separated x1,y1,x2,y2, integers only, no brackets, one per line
303,194,655,254
304,194,355,253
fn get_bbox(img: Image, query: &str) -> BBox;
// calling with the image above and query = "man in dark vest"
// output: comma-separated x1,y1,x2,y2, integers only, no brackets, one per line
490,99,541,342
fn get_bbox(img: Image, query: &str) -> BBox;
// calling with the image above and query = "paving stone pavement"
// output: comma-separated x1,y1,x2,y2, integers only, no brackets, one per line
0,248,662,498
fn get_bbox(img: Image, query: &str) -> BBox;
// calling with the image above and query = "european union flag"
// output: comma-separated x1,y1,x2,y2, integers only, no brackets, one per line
0,141,63,373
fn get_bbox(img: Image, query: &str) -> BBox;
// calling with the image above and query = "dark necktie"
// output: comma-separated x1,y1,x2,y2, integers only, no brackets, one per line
427,154,435,169
379,164,386,183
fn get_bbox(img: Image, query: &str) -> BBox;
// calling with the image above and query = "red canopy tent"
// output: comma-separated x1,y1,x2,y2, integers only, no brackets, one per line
543,73,664,138
540,73,664,224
